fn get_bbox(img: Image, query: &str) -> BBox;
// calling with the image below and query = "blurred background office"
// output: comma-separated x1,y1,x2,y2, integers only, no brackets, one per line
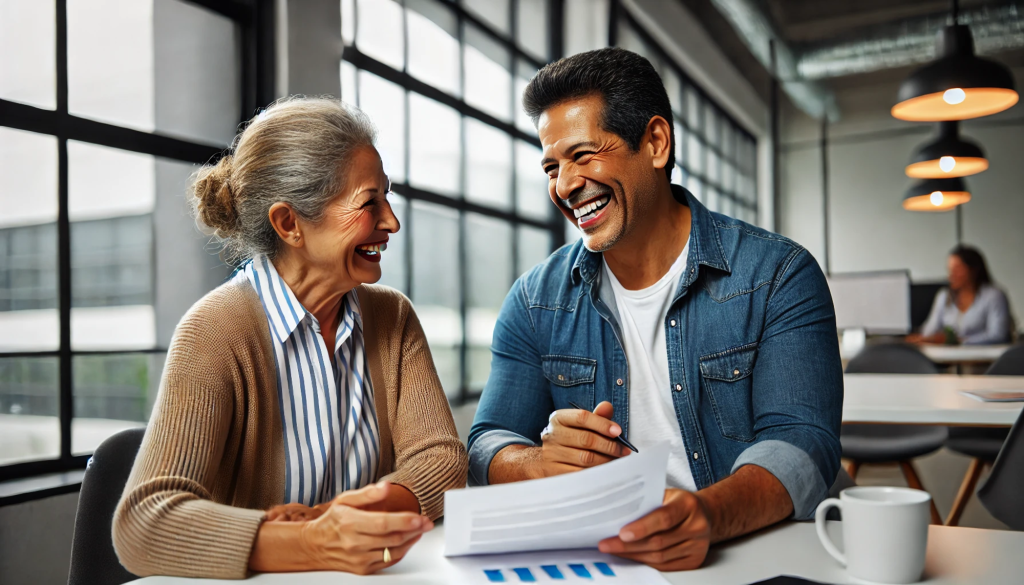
0,1,1021,584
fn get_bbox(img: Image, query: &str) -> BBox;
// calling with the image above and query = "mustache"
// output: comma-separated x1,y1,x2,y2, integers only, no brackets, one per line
560,183,613,209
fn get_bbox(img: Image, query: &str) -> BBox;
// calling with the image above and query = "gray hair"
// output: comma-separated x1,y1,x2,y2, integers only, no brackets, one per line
190,96,377,263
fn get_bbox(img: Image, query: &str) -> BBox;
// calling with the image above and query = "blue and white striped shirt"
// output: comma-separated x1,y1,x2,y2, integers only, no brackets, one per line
238,255,381,505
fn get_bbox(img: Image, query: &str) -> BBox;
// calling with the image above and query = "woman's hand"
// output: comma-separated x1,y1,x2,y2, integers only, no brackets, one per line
266,503,328,522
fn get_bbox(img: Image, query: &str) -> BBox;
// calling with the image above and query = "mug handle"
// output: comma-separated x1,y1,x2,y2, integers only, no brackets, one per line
815,497,846,567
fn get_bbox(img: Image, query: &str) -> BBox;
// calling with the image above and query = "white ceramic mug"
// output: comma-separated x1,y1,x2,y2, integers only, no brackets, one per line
815,486,931,584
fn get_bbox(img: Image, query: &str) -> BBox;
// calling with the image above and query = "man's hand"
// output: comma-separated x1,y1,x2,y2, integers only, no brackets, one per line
537,401,631,478
598,488,711,571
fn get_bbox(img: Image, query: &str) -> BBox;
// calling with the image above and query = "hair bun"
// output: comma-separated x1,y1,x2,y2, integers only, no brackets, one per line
192,155,238,236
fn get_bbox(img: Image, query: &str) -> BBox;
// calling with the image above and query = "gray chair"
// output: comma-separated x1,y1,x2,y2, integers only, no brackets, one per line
944,344,1024,525
841,343,945,524
977,406,1024,530
68,428,144,585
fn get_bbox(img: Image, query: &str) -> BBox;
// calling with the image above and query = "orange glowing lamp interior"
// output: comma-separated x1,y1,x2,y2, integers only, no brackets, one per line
903,190,971,212
905,156,989,178
891,88,1018,122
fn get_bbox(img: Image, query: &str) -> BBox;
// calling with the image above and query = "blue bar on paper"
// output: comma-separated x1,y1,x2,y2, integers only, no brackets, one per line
569,564,593,579
594,562,616,577
512,567,537,582
541,565,565,579
484,569,506,582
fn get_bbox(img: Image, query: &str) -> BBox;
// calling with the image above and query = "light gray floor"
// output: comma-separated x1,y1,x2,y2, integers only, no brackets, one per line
451,401,1009,531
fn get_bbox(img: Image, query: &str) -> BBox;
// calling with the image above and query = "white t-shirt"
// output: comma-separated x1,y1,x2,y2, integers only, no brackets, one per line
602,240,696,491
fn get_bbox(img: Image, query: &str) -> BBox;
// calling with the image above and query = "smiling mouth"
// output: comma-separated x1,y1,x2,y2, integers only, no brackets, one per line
355,241,388,262
572,196,611,224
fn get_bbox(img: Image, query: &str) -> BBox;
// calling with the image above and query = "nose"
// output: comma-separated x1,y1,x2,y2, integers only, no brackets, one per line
378,200,401,234
554,164,585,203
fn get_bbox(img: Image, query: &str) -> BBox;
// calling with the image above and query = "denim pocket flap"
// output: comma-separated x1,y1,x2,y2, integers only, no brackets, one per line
541,355,598,387
699,343,758,382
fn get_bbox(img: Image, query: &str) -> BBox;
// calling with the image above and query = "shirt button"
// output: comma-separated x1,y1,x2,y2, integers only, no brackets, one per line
733,369,740,376
616,378,624,386
675,384,682,392
670,319,677,327
557,374,564,381
693,452,699,460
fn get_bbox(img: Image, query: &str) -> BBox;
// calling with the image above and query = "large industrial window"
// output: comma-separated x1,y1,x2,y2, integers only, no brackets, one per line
0,0,273,480
340,0,565,404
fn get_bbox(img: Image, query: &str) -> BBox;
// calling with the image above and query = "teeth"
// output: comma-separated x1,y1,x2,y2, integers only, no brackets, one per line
573,197,610,220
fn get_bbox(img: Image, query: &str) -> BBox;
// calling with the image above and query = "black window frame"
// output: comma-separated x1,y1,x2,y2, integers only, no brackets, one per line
0,0,275,482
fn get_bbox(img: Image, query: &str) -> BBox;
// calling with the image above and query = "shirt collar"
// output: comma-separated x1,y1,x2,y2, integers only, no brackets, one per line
571,184,730,286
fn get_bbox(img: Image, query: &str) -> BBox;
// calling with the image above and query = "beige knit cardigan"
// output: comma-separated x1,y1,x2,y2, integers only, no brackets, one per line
112,280,468,579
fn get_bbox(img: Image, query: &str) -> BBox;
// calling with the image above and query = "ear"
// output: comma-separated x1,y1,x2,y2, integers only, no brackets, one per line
645,115,673,173
268,202,303,249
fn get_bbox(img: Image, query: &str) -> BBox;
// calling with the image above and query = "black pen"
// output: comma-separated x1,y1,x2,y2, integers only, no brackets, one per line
568,401,639,453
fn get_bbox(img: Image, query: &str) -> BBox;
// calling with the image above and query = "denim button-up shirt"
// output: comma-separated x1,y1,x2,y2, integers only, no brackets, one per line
468,185,843,520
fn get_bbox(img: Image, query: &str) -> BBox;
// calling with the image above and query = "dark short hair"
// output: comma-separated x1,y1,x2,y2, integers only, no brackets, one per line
951,245,992,288
523,47,675,179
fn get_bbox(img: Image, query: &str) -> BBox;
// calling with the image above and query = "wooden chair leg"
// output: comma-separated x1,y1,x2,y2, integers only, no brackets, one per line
945,458,986,527
899,461,942,525
845,459,860,480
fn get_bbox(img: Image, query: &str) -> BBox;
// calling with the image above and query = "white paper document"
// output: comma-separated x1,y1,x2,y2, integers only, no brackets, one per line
444,442,669,556
448,548,670,584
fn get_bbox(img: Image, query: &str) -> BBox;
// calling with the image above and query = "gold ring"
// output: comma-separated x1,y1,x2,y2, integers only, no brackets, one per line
383,547,391,563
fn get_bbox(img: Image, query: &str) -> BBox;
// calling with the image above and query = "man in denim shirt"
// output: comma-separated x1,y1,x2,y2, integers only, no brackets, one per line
468,48,843,571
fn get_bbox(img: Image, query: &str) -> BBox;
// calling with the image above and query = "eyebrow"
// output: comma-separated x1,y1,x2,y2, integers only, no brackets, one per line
540,140,601,167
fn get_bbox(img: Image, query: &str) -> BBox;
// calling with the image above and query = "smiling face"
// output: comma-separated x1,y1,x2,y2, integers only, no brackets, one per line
538,94,667,253
293,146,400,287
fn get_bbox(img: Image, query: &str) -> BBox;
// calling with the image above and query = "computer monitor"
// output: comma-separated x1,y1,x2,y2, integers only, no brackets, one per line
827,270,911,334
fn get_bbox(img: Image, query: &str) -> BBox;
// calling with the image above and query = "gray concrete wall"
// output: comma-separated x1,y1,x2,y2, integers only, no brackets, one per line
0,493,79,585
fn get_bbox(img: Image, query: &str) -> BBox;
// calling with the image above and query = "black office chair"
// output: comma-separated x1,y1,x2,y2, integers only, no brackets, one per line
841,343,946,524
68,427,145,585
944,344,1024,525
977,406,1024,530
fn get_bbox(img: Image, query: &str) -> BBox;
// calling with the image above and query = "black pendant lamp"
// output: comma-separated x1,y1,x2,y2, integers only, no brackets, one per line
891,1,1018,122
905,121,988,178
903,177,971,212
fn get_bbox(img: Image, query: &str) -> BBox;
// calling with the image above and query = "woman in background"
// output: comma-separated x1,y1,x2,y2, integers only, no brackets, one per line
908,245,1013,345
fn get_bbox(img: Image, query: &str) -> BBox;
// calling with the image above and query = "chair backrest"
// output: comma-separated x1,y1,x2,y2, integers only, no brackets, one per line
986,344,1024,376
977,408,1024,530
845,343,940,375
68,428,145,585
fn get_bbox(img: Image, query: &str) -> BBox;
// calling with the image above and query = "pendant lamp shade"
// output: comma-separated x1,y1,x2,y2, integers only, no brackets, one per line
892,25,1018,122
905,121,988,178
903,177,971,212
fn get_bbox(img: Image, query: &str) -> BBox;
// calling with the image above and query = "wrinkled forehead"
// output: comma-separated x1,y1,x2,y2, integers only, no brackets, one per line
537,95,608,155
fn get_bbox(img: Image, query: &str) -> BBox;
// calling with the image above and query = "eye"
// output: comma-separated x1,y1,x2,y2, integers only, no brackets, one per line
543,164,558,175
573,151,595,163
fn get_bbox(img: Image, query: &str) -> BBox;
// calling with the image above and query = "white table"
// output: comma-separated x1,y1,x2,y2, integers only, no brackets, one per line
843,374,1024,426
130,521,1024,584
919,345,1012,365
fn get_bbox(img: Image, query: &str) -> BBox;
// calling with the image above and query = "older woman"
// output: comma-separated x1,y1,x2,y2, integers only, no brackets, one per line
113,98,467,578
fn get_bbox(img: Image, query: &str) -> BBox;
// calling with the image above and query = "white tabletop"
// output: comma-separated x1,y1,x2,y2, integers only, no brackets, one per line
130,521,1024,585
918,345,1012,364
843,374,1024,426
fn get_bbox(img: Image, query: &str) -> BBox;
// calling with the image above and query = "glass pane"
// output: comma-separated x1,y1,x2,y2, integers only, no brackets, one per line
409,93,461,196
341,60,357,106
68,0,241,145
722,160,735,195
707,149,720,185
674,118,685,167
617,21,648,60
564,217,581,244
466,119,512,210
69,142,156,351
517,225,551,277
0,356,59,465
516,0,549,62
463,0,510,34
359,71,406,182
516,141,550,220
705,103,719,147
376,192,407,293
467,214,512,389
687,134,703,176
71,352,160,455
0,0,56,109
687,175,704,207
464,25,512,122
356,0,404,70
0,128,59,351
342,0,355,45
664,68,682,116
410,202,462,397
407,0,460,96
514,60,538,135
686,87,701,134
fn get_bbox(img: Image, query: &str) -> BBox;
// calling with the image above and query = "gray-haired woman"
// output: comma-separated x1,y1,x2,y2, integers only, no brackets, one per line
112,98,467,578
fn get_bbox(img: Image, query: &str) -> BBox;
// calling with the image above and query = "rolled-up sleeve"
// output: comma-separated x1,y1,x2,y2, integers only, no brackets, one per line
467,277,553,486
735,249,844,520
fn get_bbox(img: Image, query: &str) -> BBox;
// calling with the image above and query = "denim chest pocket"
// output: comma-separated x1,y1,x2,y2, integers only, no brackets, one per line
699,343,758,442
541,355,597,407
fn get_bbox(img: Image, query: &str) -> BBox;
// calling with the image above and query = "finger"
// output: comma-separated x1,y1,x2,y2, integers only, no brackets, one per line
348,509,433,536
593,401,614,419
547,424,629,458
364,534,423,573
618,498,694,542
598,527,688,554
552,407,622,438
610,539,708,570
352,527,430,552
544,442,621,469
331,481,391,509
